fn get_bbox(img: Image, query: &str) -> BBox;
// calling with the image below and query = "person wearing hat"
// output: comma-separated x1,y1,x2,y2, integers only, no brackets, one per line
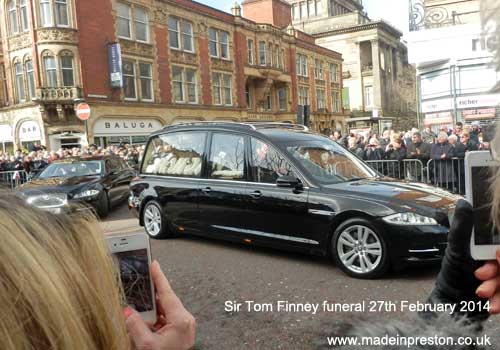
471,121,481,144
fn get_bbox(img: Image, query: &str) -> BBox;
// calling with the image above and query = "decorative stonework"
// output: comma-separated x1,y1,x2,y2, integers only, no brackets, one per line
8,33,31,51
211,58,233,72
120,40,154,57
153,8,168,24
37,87,82,102
298,76,310,84
37,28,78,43
170,50,198,66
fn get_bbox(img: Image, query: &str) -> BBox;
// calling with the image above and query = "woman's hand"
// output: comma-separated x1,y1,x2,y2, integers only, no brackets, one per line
124,261,196,350
475,250,500,314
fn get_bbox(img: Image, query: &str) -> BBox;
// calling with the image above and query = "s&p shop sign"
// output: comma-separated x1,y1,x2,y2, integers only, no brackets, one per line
94,118,163,136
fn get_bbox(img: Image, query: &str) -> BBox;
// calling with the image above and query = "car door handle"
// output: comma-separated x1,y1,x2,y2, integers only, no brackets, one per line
202,187,212,194
250,190,262,199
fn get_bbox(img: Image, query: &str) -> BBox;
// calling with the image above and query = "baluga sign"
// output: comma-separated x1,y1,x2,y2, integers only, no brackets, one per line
94,118,163,136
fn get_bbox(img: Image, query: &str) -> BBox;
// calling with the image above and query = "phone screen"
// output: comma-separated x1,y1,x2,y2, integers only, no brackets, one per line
114,249,154,312
472,166,500,245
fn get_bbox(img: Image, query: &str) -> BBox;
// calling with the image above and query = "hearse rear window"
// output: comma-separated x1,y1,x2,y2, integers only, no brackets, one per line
142,132,206,177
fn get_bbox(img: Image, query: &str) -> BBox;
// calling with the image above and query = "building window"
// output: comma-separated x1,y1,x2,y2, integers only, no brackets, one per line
209,28,230,59
168,17,193,52
14,62,25,102
292,4,299,20
55,0,69,26
331,91,340,112
212,72,232,106
264,94,272,111
20,0,28,31
121,60,152,101
25,60,35,100
116,3,148,42
278,88,286,111
40,0,70,27
8,0,18,34
116,3,131,38
258,41,266,66
314,59,323,80
364,85,373,108
268,43,273,67
172,66,197,104
245,84,251,108
134,7,148,42
274,45,279,69
209,28,217,57
247,39,254,65
139,62,153,101
330,63,339,82
44,56,57,87
296,54,308,77
122,59,136,100
298,86,309,105
60,55,74,86
220,31,229,59
1,65,9,104
181,21,194,52
316,89,325,110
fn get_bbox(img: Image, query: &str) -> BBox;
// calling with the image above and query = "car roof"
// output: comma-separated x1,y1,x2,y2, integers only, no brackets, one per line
53,155,117,163
151,122,323,143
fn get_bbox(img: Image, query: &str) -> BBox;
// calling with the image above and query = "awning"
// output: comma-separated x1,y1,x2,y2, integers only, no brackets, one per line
0,124,13,142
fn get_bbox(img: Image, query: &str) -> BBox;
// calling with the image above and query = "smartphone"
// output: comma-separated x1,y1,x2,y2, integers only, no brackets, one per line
106,233,156,322
465,151,500,260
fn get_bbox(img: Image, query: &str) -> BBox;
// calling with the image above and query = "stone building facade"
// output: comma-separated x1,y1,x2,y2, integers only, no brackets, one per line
283,0,417,134
0,0,344,152
408,0,499,132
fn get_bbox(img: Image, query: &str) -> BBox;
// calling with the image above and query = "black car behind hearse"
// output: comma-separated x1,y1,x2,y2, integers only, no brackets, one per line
18,155,135,217
129,122,459,278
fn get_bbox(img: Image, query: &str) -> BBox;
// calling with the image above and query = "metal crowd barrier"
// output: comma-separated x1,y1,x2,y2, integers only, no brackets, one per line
426,158,465,195
0,170,30,189
365,158,465,195
366,159,425,182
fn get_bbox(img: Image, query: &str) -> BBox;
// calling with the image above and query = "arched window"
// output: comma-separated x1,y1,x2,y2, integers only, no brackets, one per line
8,0,19,35
14,61,25,102
20,0,28,31
43,55,57,87
25,60,35,100
60,52,74,86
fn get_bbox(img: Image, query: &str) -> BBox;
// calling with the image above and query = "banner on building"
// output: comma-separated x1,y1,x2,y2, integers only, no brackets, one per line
108,43,123,88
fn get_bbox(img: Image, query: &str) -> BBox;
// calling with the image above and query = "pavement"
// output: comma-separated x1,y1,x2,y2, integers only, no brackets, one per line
101,204,500,349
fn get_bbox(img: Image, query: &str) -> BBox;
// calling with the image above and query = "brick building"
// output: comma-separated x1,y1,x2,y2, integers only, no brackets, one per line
0,0,344,151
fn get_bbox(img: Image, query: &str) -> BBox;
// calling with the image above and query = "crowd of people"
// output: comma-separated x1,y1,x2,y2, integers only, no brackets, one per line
0,142,146,175
329,121,491,163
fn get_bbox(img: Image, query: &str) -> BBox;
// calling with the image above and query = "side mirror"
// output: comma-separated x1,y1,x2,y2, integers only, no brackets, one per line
276,175,302,189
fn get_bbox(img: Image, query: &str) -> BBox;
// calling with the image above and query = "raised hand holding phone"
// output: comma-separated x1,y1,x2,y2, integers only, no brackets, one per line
124,261,196,350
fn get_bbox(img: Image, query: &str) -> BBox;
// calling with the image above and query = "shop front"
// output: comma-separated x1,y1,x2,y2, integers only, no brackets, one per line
18,120,42,151
0,125,14,153
93,117,163,147
457,94,500,126
346,116,395,135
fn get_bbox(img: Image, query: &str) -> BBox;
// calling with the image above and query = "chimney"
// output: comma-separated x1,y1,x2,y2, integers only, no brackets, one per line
241,0,292,28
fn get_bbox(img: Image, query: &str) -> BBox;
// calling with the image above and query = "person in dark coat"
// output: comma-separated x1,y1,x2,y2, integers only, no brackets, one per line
347,136,365,159
460,131,479,152
430,132,456,191
384,138,406,179
364,138,384,161
406,132,430,181
406,132,431,163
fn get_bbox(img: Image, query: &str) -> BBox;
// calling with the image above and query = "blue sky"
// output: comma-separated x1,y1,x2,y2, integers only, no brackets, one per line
196,0,409,36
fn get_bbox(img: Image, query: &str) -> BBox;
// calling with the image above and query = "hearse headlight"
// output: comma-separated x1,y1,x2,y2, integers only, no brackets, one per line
73,189,100,199
383,212,438,225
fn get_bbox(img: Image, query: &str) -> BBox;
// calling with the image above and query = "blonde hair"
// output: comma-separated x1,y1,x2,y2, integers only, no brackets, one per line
0,192,130,350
